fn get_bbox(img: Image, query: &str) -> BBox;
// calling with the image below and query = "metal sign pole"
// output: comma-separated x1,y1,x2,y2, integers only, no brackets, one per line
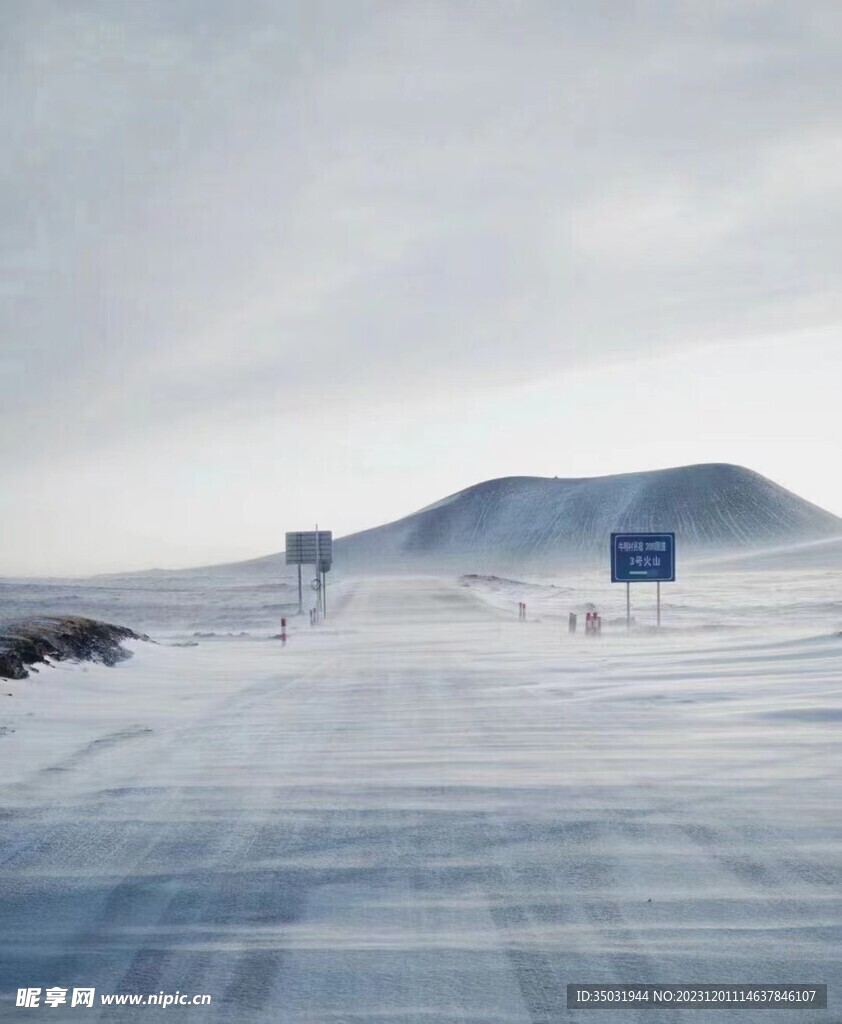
626,582,631,629
657,581,661,628
315,524,321,616
297,564,303,615
322,569,327,619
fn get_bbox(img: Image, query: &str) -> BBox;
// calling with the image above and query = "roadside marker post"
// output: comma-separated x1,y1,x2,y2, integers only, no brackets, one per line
280,618,287,645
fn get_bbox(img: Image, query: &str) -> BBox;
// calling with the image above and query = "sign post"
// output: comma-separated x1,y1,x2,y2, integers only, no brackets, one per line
315,525,321,617
285,529,333,620
297,564,303,615
611,532,675,629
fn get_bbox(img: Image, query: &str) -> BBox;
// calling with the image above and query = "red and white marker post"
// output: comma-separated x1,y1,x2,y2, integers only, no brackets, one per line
585,612,602,636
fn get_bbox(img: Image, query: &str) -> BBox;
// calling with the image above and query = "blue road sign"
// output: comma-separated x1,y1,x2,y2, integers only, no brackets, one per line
611,532,675,583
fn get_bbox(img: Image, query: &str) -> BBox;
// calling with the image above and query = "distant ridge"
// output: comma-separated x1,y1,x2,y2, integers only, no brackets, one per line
329,463,842,570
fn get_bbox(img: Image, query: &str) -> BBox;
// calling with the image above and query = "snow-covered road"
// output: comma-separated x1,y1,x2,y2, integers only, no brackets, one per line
1,577,839,1021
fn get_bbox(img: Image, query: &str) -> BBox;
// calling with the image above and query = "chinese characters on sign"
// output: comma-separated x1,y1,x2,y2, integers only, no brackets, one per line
611,533,675,583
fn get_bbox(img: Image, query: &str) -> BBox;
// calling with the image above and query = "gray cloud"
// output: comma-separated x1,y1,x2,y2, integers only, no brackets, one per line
2,2,841,568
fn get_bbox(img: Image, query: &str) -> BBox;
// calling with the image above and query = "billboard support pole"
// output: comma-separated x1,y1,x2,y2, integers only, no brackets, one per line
297,564,303,615
626,582,631,629
315,524,321,617
657,582,661,628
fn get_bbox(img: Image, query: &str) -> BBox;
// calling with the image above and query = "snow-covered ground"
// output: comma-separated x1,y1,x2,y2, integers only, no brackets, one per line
459,564,842,636
0,573,839,1021
0,567,307,637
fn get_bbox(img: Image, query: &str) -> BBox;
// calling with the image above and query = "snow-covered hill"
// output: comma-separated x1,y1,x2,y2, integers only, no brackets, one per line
50,463,839,585
331,463,842,571
2,464,839,635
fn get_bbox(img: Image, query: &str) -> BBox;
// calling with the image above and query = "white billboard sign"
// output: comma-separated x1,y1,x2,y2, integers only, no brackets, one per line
285,531,332,569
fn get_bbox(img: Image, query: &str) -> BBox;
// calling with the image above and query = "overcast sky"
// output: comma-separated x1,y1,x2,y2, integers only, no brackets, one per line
2,1,841,575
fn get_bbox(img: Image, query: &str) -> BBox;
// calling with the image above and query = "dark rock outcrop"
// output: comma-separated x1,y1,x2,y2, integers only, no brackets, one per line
0,616,147,680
